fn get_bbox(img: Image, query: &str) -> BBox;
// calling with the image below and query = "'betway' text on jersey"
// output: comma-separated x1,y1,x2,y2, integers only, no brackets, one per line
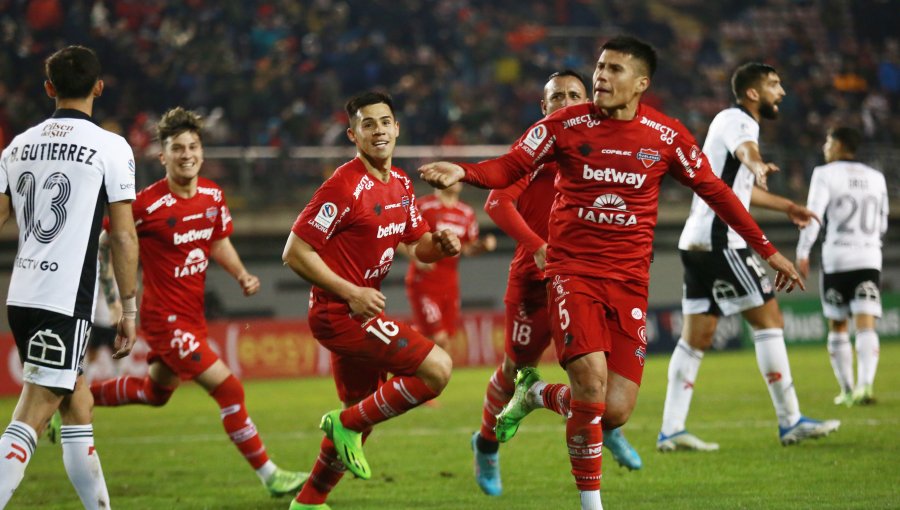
0,110,135,319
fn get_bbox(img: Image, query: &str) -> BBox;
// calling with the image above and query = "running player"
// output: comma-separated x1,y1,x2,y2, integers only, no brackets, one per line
796,126,888,406
658,63,840,452
0,45,139,509
471,70,641,498
405,182,496,349
420,36,805,510
283,91,460,510
86,107,307,496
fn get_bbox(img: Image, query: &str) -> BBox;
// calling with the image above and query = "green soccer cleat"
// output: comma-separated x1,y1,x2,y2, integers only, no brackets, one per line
833,391,854,407
289,501,331,510
320,410,371,480
494,367,542,443
852,384,875,405
47,411,62,444
265,467,309,497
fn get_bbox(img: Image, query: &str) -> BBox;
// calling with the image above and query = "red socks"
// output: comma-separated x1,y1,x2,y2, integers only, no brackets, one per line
339,375,438,431
90,376,175,407
210,375,269,469
542,383,571,417
479,366,515,442
296,430,372,504
567,400,605,491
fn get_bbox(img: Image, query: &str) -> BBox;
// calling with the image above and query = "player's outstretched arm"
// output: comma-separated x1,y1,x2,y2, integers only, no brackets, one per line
735,141,779,190
210,237,260,296
108,200,139,359
795,257,810,280
766,251,804,293
750,187,820,227
419,162,466,189
462,233,497,256
282,232,385,319
409,230,461,263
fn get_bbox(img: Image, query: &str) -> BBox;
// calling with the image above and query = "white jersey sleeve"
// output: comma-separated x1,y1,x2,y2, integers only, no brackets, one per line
103,137,136,203
795,167,828,259
0,145,9,193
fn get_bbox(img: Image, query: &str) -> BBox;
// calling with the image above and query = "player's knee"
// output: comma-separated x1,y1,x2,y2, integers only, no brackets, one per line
602,405,632,429
419,347,452,394
209,374,244,407
146,380,177,406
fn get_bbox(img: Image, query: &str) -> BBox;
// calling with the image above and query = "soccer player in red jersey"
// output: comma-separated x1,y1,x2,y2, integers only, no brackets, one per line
420,36,805,510
283,91,460,510
87,107,307,496
405,182,496,349
471,70,642,497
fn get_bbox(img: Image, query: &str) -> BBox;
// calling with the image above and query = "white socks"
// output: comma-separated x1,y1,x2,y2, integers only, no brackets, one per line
528,381,548,409
60,425,110,510
0,421,37,509
827,331,854,393
660,339,704,436
255,459,277,482
753,328,801,428
580,489,603,510
855,329,880,387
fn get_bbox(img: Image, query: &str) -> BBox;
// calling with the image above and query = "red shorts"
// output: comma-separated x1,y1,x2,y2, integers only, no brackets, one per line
504,277,551,365
407,285,459,337
310,300,434,403
142,320,219,381
547,274,648,385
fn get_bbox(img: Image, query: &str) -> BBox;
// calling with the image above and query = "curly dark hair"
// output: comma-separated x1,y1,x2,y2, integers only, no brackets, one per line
157,106,203,144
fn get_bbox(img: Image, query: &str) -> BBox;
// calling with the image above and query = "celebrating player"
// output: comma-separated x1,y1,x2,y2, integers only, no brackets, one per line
405,182,496,349
796,127,888,406
420,36,804,510
86,107,307,496
283,91,460,510
0,45,139,509
658,63,840,452
471,70,641,498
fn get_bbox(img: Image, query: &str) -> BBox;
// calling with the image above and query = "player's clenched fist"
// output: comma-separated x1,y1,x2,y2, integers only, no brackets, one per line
419,162,465,189
238,272,261,296
432,229,461,257
347,286,387,320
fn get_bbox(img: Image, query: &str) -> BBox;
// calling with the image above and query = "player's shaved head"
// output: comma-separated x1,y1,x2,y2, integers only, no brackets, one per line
157,107,204,145
600,36,657,78
45,45,101,99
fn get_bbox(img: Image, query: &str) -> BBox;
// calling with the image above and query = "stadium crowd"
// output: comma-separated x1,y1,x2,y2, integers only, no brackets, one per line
0,0,897,201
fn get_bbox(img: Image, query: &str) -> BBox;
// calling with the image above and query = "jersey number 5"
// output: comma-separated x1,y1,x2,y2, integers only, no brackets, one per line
16,172,71,244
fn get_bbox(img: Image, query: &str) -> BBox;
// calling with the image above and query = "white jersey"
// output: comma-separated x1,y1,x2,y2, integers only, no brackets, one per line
0,110,135,319
679,107,758,251
796,160,888,273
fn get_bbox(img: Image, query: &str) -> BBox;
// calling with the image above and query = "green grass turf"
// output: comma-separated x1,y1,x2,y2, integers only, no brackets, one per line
1,342,898,509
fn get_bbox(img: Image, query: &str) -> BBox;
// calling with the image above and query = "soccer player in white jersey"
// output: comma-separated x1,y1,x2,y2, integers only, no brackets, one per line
0,46,139,509
796,127,888,406
658,62,841,451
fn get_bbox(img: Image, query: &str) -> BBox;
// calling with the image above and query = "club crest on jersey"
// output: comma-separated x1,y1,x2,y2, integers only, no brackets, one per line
636,148,660,168
523,125,547,151
205,206,218,222
310,202,338,233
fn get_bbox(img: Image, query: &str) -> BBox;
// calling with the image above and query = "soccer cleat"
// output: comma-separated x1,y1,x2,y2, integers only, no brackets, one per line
289,501,331,510
656,430,720,452
604,428,642,470
494,367,542,443
471,432,502,496
833,391,854,407
779,416,841,446
264,468,309,497
852,384,875,405
47,411,62,444
320,409,371,480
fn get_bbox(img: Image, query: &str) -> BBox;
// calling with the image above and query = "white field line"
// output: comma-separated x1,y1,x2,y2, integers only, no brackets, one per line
97,416,899,445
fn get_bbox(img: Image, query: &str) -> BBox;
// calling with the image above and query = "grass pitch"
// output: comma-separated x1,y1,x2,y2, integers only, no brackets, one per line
2,343,898,509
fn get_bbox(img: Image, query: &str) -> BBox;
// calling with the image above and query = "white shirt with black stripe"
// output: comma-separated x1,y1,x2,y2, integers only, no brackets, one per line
0,109,135,320
678,106,758,251
796,160,888,273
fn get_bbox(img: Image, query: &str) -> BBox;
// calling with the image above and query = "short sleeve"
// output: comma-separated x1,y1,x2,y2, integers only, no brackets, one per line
213,192,234,241
0,145,9,194
104,136,136,203
400,191,430,244
721,110,758,156
292,175,354,251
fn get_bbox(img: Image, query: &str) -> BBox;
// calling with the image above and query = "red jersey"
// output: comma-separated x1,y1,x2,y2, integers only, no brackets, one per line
404,194,478,292
462,103,776,285
485,163,557,284
293,158,429,304
132,177,233,331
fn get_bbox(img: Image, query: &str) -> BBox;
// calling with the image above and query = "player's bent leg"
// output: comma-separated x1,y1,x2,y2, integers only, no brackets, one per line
602,372,641,470
320,409,370,480
472,356,517,496
494,367,543,443
91,360,179,407
564,352,607,507
58,377,111,510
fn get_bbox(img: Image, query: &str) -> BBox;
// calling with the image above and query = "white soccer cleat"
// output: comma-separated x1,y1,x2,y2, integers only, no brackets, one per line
656,430,720,452
779,416,840,446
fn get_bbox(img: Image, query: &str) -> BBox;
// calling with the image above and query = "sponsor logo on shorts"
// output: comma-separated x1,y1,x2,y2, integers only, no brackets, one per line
631,307,643,320
637,326,647,345
824,289,843,306
27,329,66,366
635,345,646,366
855,281,881,302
